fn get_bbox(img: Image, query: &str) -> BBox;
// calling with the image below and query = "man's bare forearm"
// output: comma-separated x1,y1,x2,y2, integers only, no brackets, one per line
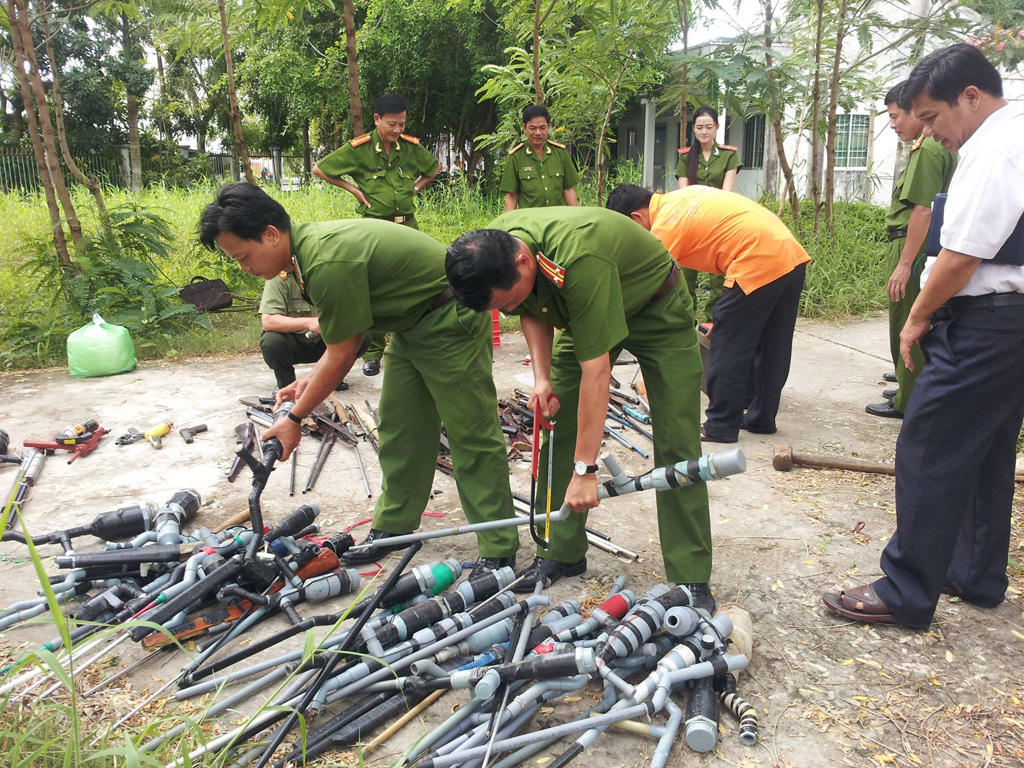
899,205,932,268
576,356,611,464
504,193,518,212
522,315,554,385
262,314,314,333
291,336,361,417
908,249,983,321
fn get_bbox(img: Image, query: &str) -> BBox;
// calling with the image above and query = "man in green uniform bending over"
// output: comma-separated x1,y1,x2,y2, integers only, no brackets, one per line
500,105,580,211
199,183,517,571
865,81,957,419
312,93,440,377
446,208,714,608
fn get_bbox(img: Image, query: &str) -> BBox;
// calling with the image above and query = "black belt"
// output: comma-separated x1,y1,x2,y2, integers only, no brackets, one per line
649,264,680,304
933,292,1024,319
887,229,908,242
366,213,414,224
429,286,455,310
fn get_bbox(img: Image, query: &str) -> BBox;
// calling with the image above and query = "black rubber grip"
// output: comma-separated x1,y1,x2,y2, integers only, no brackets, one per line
54,544,182,569
265,504,319,543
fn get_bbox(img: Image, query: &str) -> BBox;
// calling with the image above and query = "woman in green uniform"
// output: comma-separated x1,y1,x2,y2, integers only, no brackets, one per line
675,106,742,320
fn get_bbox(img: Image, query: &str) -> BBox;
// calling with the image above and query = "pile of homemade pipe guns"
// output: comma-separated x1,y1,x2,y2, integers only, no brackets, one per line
0,405,754,768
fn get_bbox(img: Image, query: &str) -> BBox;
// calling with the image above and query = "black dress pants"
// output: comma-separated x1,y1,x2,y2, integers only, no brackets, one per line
704,264,806,439
260,331,325,388
874,302,1024,627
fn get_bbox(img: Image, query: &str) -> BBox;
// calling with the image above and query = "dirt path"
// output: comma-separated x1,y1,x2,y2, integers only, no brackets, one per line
1,317,1021,767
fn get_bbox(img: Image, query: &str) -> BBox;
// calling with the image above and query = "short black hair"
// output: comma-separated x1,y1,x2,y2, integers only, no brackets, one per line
901,44,1002,109
606,184,654,217
884,81,906,107
446,230,521,311
522,105,551,125
373,93,407,116
199,182,290,251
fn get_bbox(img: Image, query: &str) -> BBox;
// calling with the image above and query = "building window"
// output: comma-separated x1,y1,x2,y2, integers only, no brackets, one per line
742,115,766,169
835,114,870,168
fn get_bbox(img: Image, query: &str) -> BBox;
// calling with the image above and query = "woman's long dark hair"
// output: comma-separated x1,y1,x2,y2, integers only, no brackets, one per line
686,106,719,186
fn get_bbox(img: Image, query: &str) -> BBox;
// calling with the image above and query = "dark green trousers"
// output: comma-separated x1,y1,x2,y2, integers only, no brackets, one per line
260,331,325,388
371,300,518,557
887,238,925,413
362,216,419,363
537,283,711,583
682,268,725,322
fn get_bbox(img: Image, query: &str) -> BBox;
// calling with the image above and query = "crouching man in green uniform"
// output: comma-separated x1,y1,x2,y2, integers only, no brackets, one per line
199,183,517,571
865,80,957,419
312,94,440,377
446,208,714,607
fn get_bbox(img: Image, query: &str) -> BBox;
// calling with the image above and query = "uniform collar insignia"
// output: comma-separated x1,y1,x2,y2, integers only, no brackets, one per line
290,254,306,294
535,252,565,288
545,144,551,154
910,135,925,152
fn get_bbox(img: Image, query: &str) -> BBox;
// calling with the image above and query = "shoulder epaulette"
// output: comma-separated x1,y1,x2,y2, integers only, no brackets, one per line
349,134,372,147
536,252,565,288
721,144,739,152
549,140,566,149
400,133,421,145
509,143,524,155
678,147,691,155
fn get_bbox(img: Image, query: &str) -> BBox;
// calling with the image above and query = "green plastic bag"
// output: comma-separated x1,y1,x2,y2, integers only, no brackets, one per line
67,313,137,378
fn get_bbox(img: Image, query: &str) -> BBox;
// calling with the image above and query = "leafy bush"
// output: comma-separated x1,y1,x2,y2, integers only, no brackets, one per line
0,205,210,369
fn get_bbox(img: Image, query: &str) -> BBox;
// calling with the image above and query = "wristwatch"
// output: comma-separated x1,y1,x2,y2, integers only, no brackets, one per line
573,460,599,476
286,411,304,425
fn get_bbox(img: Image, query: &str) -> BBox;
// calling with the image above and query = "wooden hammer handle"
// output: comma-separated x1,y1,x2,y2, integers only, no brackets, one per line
792,452,894,475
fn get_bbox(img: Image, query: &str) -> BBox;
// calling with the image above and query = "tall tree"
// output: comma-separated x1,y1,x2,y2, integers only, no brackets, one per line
3,0,74,266
809,0,824,233
218,0,254,182
341,0,364,135
121,12,143,191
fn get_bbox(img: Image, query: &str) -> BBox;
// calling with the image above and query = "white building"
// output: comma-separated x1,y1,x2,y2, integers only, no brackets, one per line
615,8,1024,204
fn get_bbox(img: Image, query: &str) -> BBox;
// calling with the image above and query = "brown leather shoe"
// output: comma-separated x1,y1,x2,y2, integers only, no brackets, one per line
822,583,902,625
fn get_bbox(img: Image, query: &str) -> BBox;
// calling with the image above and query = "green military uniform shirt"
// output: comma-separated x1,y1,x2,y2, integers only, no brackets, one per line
490,208,674,362
499,140,580,209
288,220,447,345
674,143,742,187
259,273,319,346
315,129,440,218
884,136,957,233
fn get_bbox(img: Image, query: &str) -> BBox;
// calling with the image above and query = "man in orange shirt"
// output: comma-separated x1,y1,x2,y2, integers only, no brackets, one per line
607,184,809,442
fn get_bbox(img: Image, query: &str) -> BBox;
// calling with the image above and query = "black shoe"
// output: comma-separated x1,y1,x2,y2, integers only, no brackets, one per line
700,426,737,443
681,582,716,614
335,380,350,391
362,360,380,376
473,555,516,575
512,556,586,593
882,388,896,400
882,372,897,383
865,402,903,419
740,418,776,435
340,528,410,564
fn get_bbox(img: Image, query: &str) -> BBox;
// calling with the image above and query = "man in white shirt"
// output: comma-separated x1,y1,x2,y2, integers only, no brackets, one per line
824,44,1024,628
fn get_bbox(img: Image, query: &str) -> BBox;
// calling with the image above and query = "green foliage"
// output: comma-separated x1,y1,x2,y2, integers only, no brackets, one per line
0,202,213,369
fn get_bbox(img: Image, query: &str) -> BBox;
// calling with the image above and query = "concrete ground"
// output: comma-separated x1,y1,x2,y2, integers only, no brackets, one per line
0,316,1022,767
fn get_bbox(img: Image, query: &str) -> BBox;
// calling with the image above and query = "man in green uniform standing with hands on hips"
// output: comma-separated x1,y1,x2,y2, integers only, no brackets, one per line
199,183,518,572
865,81,957,419
676,106,741,321
500,105,580,211
446,208,714,609
312,93,440,377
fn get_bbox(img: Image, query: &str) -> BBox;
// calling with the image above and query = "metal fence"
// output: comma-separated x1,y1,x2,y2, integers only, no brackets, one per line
0,148,124,193
0,148,308,192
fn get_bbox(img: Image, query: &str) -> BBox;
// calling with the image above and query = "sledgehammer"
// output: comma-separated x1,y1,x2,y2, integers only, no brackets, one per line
772,444,894,476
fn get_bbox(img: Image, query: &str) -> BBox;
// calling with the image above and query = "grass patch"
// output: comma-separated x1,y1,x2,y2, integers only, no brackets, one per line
0,179,889,371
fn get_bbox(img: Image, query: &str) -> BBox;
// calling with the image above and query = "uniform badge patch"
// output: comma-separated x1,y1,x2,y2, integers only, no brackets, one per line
536,252,565,287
